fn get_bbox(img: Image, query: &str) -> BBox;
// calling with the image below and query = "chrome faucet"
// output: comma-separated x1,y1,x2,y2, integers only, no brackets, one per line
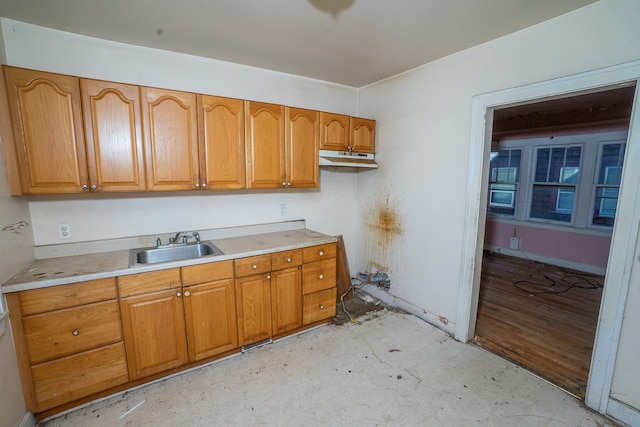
169,231,200,245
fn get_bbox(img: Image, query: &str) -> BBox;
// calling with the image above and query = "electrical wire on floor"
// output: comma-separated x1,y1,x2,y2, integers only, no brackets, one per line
340,274,386,324
513,273,603,295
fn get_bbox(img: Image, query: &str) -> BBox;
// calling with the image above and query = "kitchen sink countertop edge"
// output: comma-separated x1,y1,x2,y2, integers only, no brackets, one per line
2,228,337,293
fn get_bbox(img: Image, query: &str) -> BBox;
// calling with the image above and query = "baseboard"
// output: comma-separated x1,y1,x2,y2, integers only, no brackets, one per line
485,245,606,276
607,398,640,426
18,411,35,427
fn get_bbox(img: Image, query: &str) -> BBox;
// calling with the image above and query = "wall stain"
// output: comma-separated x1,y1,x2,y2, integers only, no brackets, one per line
364,195,402,273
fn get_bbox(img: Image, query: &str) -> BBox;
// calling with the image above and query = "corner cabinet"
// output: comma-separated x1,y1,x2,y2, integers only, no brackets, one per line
4,67,88,194
141,87,200,191
6,278,128,413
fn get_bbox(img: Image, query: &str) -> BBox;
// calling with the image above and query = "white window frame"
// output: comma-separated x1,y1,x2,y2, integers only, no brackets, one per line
488,130,628,231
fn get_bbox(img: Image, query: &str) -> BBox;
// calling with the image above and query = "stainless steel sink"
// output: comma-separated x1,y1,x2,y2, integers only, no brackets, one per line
129,241,224,266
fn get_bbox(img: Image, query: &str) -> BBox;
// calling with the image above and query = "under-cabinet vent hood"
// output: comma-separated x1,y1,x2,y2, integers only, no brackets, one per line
319,150,377,169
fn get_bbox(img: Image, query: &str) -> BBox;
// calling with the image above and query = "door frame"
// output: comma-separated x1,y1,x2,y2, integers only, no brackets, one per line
456,59,640,415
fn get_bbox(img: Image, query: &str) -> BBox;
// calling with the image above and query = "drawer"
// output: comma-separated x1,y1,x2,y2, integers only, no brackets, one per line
302,243,336,263
31,342,129,412
302,258,336,294
19,278,117,316
303,288,337,325
118,268,181,297
271,249,302,271
235,254,271,278
182,260,234,286
23,300,123,365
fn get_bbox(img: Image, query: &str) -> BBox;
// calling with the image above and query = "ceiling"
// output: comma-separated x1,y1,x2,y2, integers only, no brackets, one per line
0,0,597,87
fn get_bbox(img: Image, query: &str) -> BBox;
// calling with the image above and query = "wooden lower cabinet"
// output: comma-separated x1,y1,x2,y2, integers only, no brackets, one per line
8,241,337,417
6,278,128,413
31,342,129,411
235,273,273,346
182,261,238,361
119,288,188,380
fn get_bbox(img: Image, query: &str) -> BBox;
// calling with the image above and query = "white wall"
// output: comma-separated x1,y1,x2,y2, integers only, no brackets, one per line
356,0,640,418
356,0,640,333
0,19,363,266
0,18,34,427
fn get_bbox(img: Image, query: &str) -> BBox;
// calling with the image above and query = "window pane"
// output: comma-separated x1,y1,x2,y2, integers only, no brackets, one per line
534,148,550,182
530,185,574,223
593,187,619,226
598,144,625,185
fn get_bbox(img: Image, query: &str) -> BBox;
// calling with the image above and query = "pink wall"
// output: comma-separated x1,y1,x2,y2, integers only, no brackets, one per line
485,219,612,270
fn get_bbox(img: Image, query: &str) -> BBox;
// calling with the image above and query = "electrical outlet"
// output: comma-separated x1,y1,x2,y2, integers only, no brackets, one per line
58,223,71,240
280,204,287,216
509,236,519,250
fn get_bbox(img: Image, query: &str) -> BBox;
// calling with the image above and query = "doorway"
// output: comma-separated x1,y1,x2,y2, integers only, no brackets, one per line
473,87,635,398
456,60,640,413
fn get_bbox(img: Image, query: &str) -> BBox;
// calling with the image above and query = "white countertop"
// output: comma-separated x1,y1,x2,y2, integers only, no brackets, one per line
3,228,336,293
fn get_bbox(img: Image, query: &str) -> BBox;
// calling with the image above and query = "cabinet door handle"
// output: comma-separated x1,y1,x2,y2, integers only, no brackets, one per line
267,275,271,280
72,329,79,336
202,183,207,188
319,251,324,256
184,291,190,297
195,183,200,188
176,292,182,297
81,184,88,190
319,274,324,279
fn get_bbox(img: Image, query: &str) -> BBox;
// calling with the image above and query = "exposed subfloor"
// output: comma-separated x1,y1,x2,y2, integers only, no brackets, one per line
40,308,617,427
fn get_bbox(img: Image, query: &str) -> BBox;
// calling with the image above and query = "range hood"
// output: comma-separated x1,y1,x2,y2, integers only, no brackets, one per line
319,150,378,169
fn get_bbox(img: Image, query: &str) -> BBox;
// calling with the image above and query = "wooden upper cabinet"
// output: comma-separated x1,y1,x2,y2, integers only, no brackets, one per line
286,107,319,188
4,67,88,194
198,95,245,190
350,117,376,154
320,112,350,151
142,87,199,191
81,79,146,192
320,112,376,154
245,101,285,188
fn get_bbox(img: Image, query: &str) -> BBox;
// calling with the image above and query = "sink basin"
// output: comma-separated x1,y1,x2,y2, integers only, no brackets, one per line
129,241,224,266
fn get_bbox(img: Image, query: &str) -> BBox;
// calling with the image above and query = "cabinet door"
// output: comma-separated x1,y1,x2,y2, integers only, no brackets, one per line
286,107,319,188
198,95,245,190
4,67,88,194
271,266,302,336
142,87,199,191
350,117,376,153
183,278,238,361
81,79,146,192
319,112,349,151
235,274,272,346
120,289,188,379
245,101,285,188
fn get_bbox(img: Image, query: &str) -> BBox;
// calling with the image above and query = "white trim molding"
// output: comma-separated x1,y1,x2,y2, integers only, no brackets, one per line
457,59,640,419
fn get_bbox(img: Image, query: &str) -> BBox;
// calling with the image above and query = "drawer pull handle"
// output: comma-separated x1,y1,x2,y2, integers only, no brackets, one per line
253,264,258,269
72,330,79,336
319,274,324,279
319,251,324,256
319,305,324,309
184,291,190,297
287,257,292,262
176,292,182,297
267,275,271,280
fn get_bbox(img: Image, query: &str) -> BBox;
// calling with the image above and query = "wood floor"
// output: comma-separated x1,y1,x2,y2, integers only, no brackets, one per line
473,251,604,399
